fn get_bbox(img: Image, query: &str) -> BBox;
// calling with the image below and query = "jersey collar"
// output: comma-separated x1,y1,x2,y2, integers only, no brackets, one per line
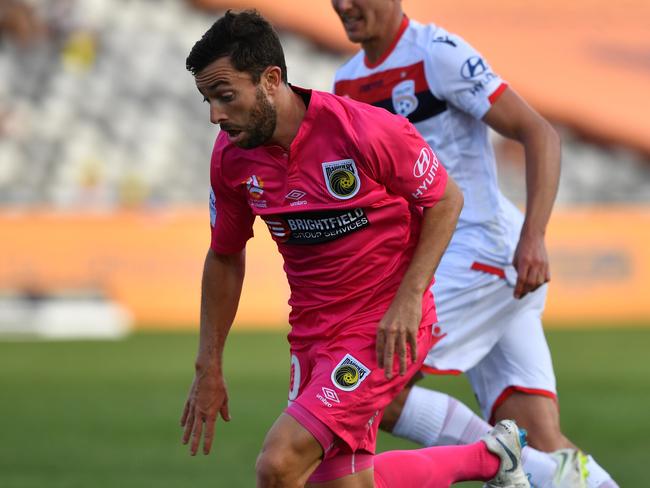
363,15,409,69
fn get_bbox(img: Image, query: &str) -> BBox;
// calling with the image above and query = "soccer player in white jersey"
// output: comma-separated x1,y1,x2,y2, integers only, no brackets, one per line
331,1,618,487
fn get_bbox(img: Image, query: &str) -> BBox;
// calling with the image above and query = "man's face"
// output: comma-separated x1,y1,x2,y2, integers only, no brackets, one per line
195,57,277,149
331,0,396,43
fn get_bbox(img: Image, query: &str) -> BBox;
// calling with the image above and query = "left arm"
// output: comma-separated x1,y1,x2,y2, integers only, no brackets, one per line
483,87,561,299
377,177,463,378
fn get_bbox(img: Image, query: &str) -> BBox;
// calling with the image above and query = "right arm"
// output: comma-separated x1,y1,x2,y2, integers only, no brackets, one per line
180,247,246,456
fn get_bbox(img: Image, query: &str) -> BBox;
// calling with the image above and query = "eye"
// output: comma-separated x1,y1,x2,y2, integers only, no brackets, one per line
218,92,235,102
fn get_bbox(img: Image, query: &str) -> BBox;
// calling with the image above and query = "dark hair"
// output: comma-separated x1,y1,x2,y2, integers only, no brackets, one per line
186,9,288,84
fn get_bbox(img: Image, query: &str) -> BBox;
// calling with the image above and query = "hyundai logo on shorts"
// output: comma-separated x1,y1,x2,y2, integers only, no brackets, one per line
461,56,488,79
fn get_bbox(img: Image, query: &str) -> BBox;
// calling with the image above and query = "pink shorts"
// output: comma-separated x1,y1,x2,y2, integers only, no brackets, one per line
285,323,433,482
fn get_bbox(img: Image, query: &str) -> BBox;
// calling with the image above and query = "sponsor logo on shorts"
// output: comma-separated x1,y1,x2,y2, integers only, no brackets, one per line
316,387,340,408
331,354,371,392
411,150,441,199
391,79,419,117
288,354,300,401
262,208,369,245
322,159,360,200
321,387,340,404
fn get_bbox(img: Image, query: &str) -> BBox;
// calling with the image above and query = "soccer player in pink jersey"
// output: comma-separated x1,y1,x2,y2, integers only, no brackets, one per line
179,9,532,488
331,1,618,487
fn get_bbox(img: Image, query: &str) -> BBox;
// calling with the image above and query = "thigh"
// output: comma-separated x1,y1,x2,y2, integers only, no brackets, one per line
258,413,327,486
466,284,557,421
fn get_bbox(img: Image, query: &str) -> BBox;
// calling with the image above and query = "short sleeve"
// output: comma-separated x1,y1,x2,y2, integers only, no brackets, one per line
209,147,255,254
426,30,507,119
357,106,448,207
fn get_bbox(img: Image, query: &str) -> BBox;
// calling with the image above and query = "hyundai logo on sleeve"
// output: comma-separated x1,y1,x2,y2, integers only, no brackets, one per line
461,56,488,79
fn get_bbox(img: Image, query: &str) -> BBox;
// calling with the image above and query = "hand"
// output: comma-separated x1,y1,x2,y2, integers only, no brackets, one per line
180,368,230,456
512,230,550,299
376,293,421,379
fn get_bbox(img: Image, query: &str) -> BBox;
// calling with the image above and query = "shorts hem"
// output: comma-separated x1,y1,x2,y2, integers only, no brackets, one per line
307,452,374,483
285,402,336,455
489,385,558,424
420,365,463,375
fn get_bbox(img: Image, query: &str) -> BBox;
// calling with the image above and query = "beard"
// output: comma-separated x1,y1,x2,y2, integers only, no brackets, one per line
236,86,277,149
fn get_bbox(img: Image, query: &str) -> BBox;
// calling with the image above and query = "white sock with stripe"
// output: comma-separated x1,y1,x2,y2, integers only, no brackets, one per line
585,455,619,487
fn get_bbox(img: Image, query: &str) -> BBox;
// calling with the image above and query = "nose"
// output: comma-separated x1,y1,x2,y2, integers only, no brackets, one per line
209,101,227,125
332,0,352,13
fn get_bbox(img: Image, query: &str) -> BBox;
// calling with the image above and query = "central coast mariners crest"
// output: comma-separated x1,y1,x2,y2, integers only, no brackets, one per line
392,79,419,117
331,354,370,391
322,159,360,200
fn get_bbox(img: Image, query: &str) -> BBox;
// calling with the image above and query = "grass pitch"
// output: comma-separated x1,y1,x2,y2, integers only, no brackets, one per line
0,328,648,487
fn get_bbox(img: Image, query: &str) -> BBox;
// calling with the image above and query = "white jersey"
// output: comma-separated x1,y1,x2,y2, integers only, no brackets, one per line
334,17,523,270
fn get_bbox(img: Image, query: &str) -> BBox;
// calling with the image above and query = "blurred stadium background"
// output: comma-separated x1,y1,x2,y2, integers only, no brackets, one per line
1,0,649,486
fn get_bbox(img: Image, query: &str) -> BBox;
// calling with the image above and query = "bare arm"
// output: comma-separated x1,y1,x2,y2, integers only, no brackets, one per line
377,177,463,378
180,247,246,455
483,87,561,298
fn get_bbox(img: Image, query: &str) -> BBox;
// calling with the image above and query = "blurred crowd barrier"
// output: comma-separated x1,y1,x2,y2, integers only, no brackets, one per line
0,208,648,329
2,0,649,333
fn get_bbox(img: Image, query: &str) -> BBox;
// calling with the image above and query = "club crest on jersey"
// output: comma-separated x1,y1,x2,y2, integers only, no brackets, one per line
392,79,419,117
322,159,360,200
331,354,370,391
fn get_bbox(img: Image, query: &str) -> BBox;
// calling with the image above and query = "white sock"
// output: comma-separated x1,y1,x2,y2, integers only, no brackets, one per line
392,386,557,488
585,455,619,487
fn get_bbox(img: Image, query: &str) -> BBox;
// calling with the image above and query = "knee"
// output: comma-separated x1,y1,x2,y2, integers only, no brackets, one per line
492,392,573,451
256,450,299,488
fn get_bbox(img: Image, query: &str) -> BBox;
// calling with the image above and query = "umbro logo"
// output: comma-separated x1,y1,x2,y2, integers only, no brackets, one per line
285,189,306,200
321,387,340,403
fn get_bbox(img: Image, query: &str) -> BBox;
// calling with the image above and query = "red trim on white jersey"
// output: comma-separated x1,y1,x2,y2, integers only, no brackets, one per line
335,61,428,103
364,15,409,69
488,82,509,105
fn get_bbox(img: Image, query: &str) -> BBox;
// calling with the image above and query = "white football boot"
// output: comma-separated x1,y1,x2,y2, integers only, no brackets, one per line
550,448,589,488
482,419,530,488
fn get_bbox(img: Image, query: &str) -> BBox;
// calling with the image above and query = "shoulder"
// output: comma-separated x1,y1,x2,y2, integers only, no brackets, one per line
315,89,401,128
312,90,411,156
406,21,483,71
209,132,259,189
334,50,365,82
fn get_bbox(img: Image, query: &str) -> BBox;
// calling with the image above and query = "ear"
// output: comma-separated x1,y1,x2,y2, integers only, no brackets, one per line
262,66,283,95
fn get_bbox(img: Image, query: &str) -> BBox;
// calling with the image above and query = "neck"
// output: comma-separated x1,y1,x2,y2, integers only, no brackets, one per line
362,12,405,64
270,85,306,150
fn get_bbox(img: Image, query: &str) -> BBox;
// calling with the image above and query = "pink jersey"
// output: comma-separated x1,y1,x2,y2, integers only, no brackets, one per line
209,87,448,342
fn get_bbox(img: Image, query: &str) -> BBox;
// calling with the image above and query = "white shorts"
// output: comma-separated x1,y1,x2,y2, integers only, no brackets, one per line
424,261,557,421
